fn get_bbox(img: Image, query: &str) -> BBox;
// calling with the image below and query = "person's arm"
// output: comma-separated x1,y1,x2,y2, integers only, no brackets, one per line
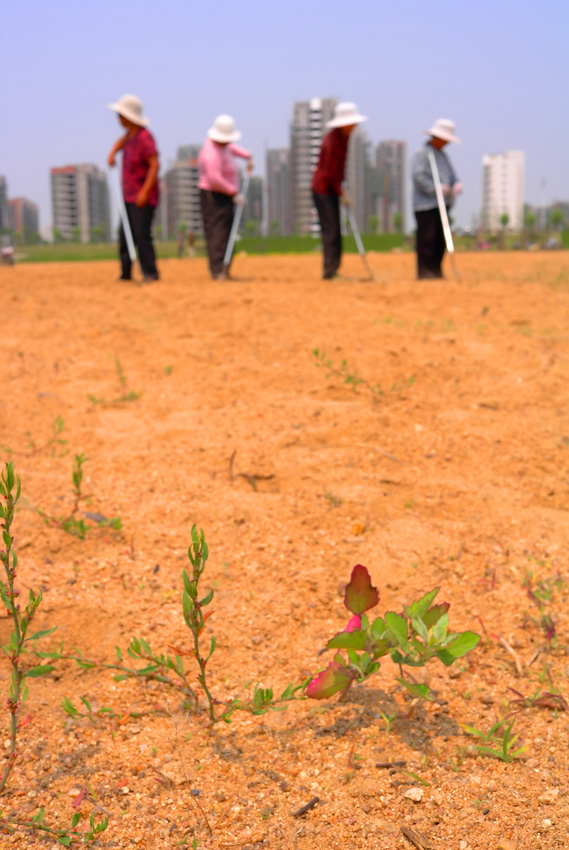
136,154,159,207
412,148,436,197
107,134,127,167
229,144,254,175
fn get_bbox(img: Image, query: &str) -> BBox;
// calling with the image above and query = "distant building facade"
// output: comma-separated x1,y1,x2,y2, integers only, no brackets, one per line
266,149,290,235
50,164,111,242
7,198,39,238
289,97,337,235
481,150,525,231
164,145,202,238
345,127,369,234
0,176,7,232
242,176,263,235
374,140,407,233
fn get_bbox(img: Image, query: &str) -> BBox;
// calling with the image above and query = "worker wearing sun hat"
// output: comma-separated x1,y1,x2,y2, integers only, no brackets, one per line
412,118,462,280
312,102,368,280
107,94,160,282
198,115,253,280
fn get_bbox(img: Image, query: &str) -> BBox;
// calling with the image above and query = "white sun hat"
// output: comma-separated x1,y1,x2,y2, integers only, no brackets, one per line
208,115,242,143
326,102,368,129
425,118,460,144
108,94,150,127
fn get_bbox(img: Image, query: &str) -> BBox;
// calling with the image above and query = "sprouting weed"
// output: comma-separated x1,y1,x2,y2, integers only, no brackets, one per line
306,565,480,702
313,348,383,402
462,717,527,763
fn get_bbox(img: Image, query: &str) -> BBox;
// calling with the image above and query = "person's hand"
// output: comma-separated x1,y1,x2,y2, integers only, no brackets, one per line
135,189,149,207
246,159,254,175
452,182,463,196
341,192,352,207
233,193,246,207
108,152,116,167
440,184,452,198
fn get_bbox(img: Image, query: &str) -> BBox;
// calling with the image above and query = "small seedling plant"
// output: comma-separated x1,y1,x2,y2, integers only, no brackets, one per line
37,453,121,540
54,527,305,725
462,717,527,763
0,462,108,845
88,357,141,405
313,348,384,401
306,565,480,701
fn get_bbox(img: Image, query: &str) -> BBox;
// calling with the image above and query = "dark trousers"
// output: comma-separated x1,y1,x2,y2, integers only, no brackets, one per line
119,203,159,280
200,189,235,278
313,191,341,279
415,207,447,279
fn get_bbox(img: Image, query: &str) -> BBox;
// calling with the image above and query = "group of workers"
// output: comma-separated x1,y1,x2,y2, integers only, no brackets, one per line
107,94,461,283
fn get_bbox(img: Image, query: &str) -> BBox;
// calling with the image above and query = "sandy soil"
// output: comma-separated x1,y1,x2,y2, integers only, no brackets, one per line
1,251,569,849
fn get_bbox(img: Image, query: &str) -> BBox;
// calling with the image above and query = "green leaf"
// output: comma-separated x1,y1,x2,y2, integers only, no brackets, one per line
71,813,81,828
207,636,216,661
370,617,386,641
24,664,55,678
58,836,72,847
411,617,428,643
436,631,480,665
422,603,450,629
327,629,367,650
384,612,409,651
306,662,356,699
397,678,433,700
28,626,58,642
62,697,79,717
199,589,213,607
433,613,449,643
404,587,439,620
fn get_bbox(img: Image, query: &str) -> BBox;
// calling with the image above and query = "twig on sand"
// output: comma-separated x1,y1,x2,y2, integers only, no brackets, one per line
401,825,433,850
498,636,524,677
293,797,320,817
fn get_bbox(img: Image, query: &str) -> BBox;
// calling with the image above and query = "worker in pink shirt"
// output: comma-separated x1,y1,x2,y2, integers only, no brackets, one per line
199,115,253,279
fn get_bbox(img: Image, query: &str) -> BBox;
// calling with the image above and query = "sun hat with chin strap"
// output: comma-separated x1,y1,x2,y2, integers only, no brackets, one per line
108,94,150,127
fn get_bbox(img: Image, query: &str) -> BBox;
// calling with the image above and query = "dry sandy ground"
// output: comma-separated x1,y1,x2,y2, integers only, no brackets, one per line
1,251,569,849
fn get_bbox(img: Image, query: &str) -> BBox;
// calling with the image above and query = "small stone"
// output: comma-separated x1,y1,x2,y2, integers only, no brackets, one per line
403,787,424,803
480,694,494,705
497,840,516,850
4,739,10,750
542,819,552,828
68,788,81,797
27,790,36,798
538,789,559,805
449,667,462,679
215,791,227,802
431,791,443,806
525,758,539,768
261,806,274,817
128,724,142,735
121,786,130,795
280,781,290,792
460,842,468,850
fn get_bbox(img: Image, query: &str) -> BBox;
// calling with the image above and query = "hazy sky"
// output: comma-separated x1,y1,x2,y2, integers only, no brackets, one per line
4,0,568,232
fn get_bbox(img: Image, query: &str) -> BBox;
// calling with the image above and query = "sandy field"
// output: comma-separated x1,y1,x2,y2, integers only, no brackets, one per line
1,251,569,849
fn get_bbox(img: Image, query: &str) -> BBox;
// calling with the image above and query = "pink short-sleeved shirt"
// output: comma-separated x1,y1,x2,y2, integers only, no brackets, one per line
122,128,160,206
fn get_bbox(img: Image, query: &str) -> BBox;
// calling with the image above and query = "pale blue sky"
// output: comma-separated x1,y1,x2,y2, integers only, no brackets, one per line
3,0,568,232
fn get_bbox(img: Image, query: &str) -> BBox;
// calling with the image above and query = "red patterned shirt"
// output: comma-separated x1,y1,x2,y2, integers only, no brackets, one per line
122,128,159,206
311,129,349,196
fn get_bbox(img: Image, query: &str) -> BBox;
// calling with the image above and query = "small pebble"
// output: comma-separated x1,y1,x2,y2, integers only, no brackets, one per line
403,787,423,803
497,840,517,850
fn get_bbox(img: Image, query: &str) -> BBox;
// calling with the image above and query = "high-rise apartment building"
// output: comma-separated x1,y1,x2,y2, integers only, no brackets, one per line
481,150,525,231
266,149,290,235
7,198,39,238
289,97,337,235
0,176,7,233
374,140,407,233
50,164,111,242
164,145,202,237
345,127,370,233
242,176,263,235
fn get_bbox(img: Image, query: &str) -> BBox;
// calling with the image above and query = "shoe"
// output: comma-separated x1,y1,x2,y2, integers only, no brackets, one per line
143,274,159,283
118,275,131,281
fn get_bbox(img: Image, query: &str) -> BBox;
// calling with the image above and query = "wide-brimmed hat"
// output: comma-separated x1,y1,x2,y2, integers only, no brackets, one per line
208,115,242,143
108,94,149,127
425,118,460,144
326,102,368,129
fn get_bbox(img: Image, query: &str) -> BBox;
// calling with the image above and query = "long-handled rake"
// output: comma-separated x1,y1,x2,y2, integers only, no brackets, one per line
109,166,140,285
220,174,250,280
427,147,460,281
346,206,374,282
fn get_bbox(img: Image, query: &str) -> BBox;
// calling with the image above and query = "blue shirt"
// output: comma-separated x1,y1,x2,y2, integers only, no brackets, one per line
412,143,458,212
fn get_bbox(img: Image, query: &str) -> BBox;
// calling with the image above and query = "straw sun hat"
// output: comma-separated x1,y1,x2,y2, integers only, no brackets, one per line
108,94,150,127
425,118,460,144
208,115,242,143
326,102,368,129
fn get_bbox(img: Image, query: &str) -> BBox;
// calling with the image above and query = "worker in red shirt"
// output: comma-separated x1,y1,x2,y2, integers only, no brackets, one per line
312,102,367,279
107,94,160,283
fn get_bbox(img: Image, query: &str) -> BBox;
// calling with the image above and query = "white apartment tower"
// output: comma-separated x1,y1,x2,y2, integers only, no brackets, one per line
289,97,337,235
164,145,202,237
50,164,110,242
481,150,525,231
266,149,290,235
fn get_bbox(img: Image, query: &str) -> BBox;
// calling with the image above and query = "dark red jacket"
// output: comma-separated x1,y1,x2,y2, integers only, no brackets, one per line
311,129,348,195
